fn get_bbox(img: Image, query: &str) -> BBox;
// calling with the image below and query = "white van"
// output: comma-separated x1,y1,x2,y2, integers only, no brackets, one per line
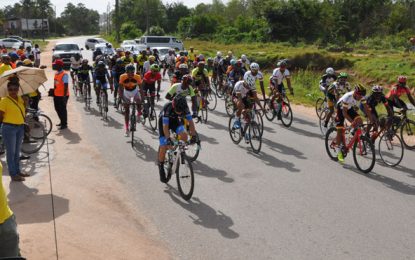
135,36,184,50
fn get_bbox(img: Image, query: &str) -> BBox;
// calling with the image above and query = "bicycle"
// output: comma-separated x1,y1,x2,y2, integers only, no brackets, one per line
390,109,415,150
182,118,201,162
79,79,91,110
325,125,375,173
160,137,195,201
195,88,208,124
140,94,158,131
97,83,109,121
377,125,404,167
21,119,46,154
128,98,139,147
25,108,52,137
263,88,293,127
228,104,263,154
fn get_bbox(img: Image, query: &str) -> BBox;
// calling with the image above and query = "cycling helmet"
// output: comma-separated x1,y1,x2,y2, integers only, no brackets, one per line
250,62,260,71
207,57,213,62
172,95,188,113
338,72,348,79
236,59,242,65
241,54,247,61
216,51,222,57
190,46,194,50
179,51,184,56
228,51,233,56
116,48,122,52
354,83,366,96
179,63,188,69
82,59,89,64
398,75,407,83
279,60,287,68
150,64,160,71
97,61,105,67
182,74,193,85
149,55,155,61
230,59,236,66
184,51,188,56
74,53,81,59
125,51,131,55
198,61,205,66
126,64,135,72
372,85,383,93
326,67,335,75
198,54,204,60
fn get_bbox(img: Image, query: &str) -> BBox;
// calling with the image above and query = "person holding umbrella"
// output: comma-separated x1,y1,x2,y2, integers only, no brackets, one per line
0,76,29,181
53,59,69,130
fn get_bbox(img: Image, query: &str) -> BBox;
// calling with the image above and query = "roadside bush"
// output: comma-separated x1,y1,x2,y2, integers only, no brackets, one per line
120,22,142,39
148,26,165,36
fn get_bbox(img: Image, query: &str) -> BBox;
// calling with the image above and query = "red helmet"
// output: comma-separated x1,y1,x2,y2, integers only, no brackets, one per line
398,75,407,84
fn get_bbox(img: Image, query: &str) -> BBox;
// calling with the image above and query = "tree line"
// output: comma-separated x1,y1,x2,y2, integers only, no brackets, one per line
0,0,99,37
113,0,415,46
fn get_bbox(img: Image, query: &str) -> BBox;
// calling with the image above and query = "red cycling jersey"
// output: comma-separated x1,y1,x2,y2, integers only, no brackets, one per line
143,71,161,84
386,84,410,99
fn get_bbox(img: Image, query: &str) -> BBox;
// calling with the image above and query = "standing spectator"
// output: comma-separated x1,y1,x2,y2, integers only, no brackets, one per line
16,46,24,57
8,53,19,69
0,161,21,256
33,44,41,68
0,77,30,182
53,59,69,130
0,55,12,75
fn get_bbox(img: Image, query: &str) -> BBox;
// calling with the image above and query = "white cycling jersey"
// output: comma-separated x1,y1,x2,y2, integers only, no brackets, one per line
70,57,82,69
271,68,290,85
166,54,176,66
337,91,366,108
243,70,263,89
233,80,252,98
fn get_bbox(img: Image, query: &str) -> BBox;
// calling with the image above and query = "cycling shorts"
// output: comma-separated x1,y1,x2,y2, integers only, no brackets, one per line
123,88,141,103
96,80,109,89
335,105,359,127
143,83,156,96
158,120,186,145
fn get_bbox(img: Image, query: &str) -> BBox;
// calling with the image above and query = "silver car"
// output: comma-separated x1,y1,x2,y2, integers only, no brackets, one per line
85,37,107,50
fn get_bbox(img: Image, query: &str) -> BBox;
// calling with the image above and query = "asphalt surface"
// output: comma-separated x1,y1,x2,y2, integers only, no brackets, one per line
54,37,415,259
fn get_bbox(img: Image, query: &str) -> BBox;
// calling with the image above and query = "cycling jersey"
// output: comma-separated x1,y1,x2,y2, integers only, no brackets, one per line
167,83,196,98
121,56,134,67
77,65,93,80
271,68,290,85
360,93,388,118
233,80,254,98
143,71,161,85
229,68,246,84
191,67,209,82
136,54,148,66
158,102,192,145
70,57,82,69
320,74,337,88
165,54,176,66
94,67,108,84
243,70,263,89
386,84,411,99
119,74,142,91
337,91,366,109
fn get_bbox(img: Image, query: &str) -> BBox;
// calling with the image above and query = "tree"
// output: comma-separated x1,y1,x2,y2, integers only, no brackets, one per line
120,21,142,39
163,2,190,33
61,3,99,35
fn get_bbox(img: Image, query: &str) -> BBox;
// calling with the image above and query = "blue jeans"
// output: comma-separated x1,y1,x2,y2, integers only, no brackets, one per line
2,124,24,177
0,215,20,257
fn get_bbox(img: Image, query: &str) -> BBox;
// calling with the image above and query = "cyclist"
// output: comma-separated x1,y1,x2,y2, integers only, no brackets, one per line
188,46,197,65
320,67,337,93
360,85,393,142
217,54,231,93
244,62,266,101
166,74,198,117
232,79,265,130
121,51,134,67
70,53,82,85
163,49,176,78
212,51,222,83
269,60,293,120
93,47,103,62
143,55,156,74
172,63,189,84
94,61,113,109
119,64,143,137
228,59,246,87
77,59,94,99
175,56,187,70
142,64,162,115
192,61,210,91
152,48,160,64
241,54,250,71
386,76,415,112
323,72,351,128
157,95,196,183
335,84,371,163
111,58,126,106
136,50,148,75
193,54,205,68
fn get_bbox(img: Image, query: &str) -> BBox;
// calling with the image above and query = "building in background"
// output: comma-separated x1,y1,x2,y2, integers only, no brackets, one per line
3,18,49,38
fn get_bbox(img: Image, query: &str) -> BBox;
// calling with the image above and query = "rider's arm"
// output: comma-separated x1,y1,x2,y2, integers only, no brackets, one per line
165,85,177,100
286,77,293,94
407,90,415,107
259,80,266,101
162,117,171,140
186,112,196,136
341,103,354,124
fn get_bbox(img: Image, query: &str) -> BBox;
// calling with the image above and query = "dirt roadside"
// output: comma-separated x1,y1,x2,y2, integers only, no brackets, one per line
2,40,171,259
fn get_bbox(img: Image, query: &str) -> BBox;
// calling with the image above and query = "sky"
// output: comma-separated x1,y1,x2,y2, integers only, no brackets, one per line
1,0,222,17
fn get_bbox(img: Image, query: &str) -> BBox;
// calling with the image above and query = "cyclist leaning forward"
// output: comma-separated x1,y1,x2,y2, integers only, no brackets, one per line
77,59,94,99
334,84,372,163
269,60,293,120
111,58,126,107
70,53,82,85
94,61,113,108
157,95,197,183
386,75,415,113
142,64,162,117
166,74,198,117
323,72,351,128
191,61,210,96
119,64,143,137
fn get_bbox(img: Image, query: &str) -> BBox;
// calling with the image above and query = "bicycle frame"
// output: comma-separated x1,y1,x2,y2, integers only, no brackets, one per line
342,127,363,153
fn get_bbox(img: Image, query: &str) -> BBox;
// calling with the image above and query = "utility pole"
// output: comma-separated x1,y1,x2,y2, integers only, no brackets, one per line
115,0,120,43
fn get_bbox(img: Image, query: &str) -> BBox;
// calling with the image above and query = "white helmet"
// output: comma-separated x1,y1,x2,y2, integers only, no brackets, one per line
250,62,260,71
179,63,188,69
216,51,222,57
241,54,247,61
326,67,335,75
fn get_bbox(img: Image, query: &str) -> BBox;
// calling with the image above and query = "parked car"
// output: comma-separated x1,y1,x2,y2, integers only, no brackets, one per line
85,37,107,50
135,36,184,50
52,42,83,69
0,38,31,49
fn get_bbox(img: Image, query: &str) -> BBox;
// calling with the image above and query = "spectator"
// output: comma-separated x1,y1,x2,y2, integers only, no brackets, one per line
0,77,30,182
33,44,41,68
16,46,24,57
8,52,19,69
0,161,21,256
53,59,69,130
0,55,12,75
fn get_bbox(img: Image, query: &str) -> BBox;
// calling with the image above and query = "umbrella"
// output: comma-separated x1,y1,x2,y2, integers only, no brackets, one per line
0,66,47,97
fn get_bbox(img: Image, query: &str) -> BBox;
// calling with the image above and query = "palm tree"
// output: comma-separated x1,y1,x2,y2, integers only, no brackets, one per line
36,0,52,39
20,0,33,37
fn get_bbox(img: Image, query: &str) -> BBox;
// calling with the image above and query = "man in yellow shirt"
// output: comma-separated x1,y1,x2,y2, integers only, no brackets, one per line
0,55,13,76
0,162,21,257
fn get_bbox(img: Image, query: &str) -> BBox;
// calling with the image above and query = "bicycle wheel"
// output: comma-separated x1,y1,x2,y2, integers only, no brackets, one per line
148,107,158,131
353,135,375,173
400,120,415,149
216,84,225,98
26,118,46,139
254,110,264,136
378,131,404,167
319,110,331,136
225,96,235,117
201,107,208,123
325,127,339,161
176,153,194,201
280,101,293,127
229,116,242,144
264,99,275,122
21,123,46,154
159,147,173,183
186,133,200,162
207,89,217,111
38,114,52,137
130,108,136,147
103,93,108,120
315,97,325,119
249,122,262,154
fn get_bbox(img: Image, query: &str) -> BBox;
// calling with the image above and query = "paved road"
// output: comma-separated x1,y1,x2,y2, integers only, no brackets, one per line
55,37,415,259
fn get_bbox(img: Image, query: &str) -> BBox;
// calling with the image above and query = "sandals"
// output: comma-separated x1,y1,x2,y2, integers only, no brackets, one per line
11,175,25,182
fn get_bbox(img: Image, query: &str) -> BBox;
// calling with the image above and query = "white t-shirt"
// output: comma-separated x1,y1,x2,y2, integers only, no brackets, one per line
243,71,263,89
271,68,290,85
337,91,366,108
143,61,151,74
70,57,82,69
166,54,176,66
233,80,252,98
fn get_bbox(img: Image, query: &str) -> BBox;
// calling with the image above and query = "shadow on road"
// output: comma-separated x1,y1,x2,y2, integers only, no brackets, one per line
198,132,219,145
248,150,300,172
164,187,239,239
293,117,318,127
205,119,228,133
211,109,229,118
262,138,307,160
8,182,69,224
2,151,48,177
56,128,81,144
193,160,234,183
104,116,123,129
286,124,323,140
131,138,157,162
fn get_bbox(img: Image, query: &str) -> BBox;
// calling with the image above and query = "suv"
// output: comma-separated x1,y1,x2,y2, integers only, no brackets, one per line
85,38,107,50
52,43,83,69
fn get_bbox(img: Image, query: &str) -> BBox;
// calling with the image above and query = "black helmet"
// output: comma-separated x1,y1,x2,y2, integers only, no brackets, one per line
173,96,188,113
126,64,135,72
